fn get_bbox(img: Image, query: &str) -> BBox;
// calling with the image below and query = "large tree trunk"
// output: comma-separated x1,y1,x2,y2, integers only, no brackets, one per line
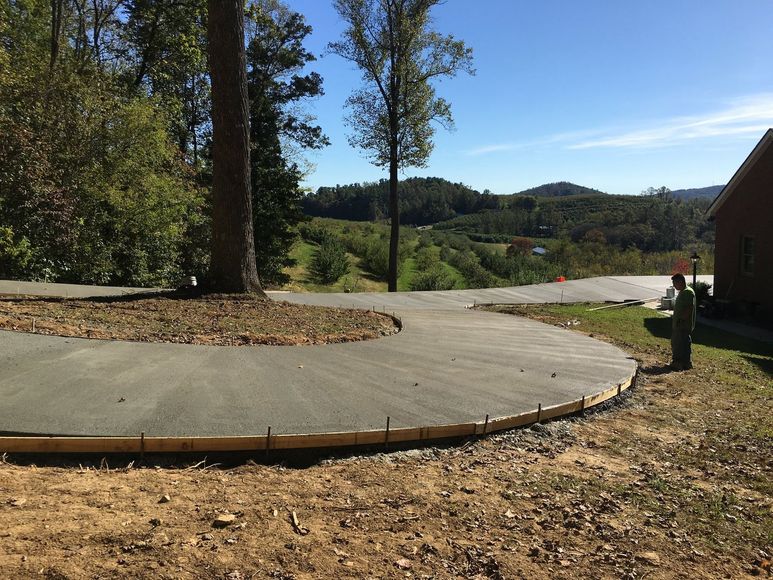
207,0,264,295
388,149,399,293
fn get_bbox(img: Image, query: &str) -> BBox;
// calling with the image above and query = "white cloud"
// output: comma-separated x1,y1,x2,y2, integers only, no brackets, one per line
464,143,519,156
568,94,773,150
463,94,773,156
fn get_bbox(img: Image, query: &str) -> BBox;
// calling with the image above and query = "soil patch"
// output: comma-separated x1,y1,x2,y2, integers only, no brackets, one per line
0,293,398,346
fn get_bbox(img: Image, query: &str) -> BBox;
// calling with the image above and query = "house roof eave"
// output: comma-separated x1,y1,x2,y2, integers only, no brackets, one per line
706,128,773,219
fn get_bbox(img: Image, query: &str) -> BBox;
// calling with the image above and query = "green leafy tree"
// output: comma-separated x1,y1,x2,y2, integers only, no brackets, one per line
124,0,210,166
329,0,473,291
310,238,350,284
0,0,205,286
245,0,328,285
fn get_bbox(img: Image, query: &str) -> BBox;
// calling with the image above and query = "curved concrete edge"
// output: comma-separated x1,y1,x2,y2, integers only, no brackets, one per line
0,369,635,454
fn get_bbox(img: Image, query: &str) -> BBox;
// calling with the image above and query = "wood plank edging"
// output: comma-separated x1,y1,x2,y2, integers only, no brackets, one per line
0,370,635,454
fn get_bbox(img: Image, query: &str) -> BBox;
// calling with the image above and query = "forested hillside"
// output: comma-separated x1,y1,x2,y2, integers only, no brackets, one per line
670,185,724,200
437,191,715,252
302,177,500,225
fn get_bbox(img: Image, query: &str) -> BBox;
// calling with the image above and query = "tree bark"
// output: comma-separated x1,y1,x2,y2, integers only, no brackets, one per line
207,0,265,295
49,0,63,73
388,153,399,292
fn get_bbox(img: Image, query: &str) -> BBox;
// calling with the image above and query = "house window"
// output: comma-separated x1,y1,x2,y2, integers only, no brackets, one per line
741,236,755,275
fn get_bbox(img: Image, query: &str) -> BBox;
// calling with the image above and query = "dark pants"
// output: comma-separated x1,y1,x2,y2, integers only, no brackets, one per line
671,328,692,368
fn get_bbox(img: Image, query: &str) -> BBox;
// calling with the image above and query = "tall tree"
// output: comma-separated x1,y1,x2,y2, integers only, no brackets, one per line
329,0,473,291
245,0,328,285
206,0,264,294
124,0,210,166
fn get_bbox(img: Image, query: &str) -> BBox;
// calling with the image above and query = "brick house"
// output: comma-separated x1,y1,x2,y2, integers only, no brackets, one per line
707,129,773,318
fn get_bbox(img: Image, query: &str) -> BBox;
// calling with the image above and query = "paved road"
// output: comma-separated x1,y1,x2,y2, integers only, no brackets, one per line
0,276,702,438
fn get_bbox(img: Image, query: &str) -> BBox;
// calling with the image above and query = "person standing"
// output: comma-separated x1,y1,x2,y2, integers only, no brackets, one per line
670,273,696,370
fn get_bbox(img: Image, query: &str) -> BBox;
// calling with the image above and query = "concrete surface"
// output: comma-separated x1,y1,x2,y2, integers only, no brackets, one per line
0,276,698,438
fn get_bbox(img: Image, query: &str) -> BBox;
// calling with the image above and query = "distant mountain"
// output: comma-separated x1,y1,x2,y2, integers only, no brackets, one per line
513,181,607,198
670,185,724,200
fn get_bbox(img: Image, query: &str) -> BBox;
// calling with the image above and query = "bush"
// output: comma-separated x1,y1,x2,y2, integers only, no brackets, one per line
299,223,336,245
361,238,410,280
689,281,712,305
309,239,350,283
448,250,498,289
410,264,455,291
411,246,455,291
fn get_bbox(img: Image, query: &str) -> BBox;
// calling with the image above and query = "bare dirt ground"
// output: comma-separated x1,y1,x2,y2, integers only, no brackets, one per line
0,304,770,579
0,293,398,346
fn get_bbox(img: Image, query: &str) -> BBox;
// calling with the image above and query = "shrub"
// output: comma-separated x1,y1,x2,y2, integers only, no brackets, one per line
448,250,498,289
689,281,712,305
361,238,410,280
410,264,455,291
299,223,335,245
309,239,350,283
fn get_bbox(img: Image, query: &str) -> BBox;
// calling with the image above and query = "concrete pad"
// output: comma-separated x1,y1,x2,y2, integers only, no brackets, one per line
0,277,671,440
0,307,634,438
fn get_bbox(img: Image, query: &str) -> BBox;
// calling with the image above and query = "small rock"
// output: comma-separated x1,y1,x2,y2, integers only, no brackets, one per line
159,495,171,504
637,551,661,565
394,558,412,570
213,514,237,528
149,518,162,527
9,498,26,507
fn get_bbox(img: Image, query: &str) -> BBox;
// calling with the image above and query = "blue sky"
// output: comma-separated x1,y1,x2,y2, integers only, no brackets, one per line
283,0,773,195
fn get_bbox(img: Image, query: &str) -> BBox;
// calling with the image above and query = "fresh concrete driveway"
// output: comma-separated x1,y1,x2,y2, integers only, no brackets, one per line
0,276,694,438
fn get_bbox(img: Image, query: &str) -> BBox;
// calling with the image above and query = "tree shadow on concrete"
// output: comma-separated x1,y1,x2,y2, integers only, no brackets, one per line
643,316,773,359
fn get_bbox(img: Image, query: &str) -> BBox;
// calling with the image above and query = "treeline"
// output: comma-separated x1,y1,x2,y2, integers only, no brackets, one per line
302,177,500,225
438,192,715,252
0,0,323,287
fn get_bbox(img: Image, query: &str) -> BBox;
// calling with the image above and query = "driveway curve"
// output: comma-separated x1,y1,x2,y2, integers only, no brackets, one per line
0,276,696,442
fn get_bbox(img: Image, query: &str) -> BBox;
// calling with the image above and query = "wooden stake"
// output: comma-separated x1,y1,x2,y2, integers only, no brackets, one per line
266,426,271,457
385,416,390,450
537,403,542,424
140,432,145,462
580,395,586,417
483,414,489,435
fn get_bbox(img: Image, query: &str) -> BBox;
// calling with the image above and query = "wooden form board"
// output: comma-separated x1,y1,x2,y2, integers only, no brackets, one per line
0,373,635,454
